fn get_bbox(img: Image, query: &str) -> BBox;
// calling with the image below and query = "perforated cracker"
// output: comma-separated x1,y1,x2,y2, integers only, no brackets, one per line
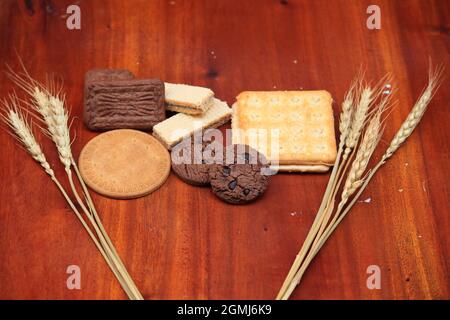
232,91,337,168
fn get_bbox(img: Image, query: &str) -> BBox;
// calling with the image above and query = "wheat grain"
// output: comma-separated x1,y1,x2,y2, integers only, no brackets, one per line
29,89,72,170
1,97,54,177
6,63,73,170
339,80,357,142
383,65,444,160
345,86,374,149
47,95,72,170
340,101,385,206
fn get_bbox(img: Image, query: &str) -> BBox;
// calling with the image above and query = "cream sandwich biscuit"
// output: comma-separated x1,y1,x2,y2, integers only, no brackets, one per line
153,98,231,149
165,82,214,115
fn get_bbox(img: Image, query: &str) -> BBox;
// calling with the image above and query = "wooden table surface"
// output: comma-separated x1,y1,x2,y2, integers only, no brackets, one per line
0,0,448,300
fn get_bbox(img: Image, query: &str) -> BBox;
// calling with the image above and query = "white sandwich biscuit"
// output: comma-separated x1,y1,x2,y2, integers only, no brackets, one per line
165,82,214,115
153,98,232,149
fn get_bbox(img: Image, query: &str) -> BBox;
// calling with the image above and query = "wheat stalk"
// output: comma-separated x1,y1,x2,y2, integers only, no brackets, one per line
0,100,137,298
277,65,443,300
6,65,143,300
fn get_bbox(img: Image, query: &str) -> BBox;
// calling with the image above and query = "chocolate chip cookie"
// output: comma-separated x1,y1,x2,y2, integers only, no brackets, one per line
209,144,270,204
171,132,219,186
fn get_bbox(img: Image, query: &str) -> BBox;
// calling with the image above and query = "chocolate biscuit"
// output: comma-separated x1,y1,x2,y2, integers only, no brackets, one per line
171,133,219,186
84,70,165,131
209,144,270,204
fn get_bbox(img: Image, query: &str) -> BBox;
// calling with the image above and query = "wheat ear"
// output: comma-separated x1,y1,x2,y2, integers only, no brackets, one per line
343,86,374,156
383,65,444,161
1,95,53,177
340,102,385,206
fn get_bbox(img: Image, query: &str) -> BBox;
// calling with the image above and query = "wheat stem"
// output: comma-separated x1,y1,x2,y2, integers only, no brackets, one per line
70,158,144,299
51,177,135,299
66,168,142,300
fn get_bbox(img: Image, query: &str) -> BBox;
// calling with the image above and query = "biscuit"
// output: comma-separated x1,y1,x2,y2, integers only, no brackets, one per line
232,91,337,171
78,129,170,199
153,98,232,150
84,73,166,131
165,82,214,115
209,144,270,204
171,133,217,186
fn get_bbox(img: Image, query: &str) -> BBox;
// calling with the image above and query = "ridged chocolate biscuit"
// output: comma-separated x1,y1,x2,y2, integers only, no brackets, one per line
84,70,165,131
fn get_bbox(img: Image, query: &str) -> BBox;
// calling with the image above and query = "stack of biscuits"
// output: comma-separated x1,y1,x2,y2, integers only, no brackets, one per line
153,83,232,149
83,69,232,151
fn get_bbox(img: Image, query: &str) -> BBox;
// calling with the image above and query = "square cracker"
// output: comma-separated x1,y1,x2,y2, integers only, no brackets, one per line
232,91,337,166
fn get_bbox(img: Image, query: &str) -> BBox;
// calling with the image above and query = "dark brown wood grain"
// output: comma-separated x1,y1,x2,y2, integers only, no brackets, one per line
0,0,448,299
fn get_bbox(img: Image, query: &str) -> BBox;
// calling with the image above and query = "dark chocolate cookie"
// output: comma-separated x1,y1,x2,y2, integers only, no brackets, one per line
209,144,270,204
171,133,218,186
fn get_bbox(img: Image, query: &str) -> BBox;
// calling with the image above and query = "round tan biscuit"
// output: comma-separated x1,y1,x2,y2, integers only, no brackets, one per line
78,129,170,199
